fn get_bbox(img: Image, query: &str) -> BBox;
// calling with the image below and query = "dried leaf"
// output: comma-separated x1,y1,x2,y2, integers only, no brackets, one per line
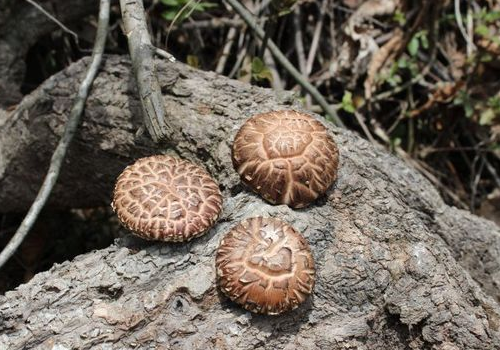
364,29,403,99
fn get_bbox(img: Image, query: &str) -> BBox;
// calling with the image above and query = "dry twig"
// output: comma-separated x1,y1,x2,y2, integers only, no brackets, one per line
306,0,328,76
23,0,80,45
0,0,110,269
120,0,175,142
224,0,345,127
216,16,239,74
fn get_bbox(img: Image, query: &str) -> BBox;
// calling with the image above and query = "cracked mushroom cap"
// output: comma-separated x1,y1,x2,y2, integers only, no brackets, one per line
112,155,223,242
232,110,339,208
216,217,315,315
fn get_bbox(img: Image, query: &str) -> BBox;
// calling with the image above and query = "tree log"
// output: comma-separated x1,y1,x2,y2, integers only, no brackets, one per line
0,55,499,349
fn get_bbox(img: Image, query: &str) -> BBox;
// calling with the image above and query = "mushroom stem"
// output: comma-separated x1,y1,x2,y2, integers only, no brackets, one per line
0,0,110,269
223,0,345,128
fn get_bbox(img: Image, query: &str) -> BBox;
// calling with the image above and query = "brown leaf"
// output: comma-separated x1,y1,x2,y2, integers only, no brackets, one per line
364,29,404,99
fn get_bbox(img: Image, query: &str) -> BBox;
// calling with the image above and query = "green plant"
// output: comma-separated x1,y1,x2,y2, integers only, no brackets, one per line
251,57,273,83
270,0,298,16
453,89,500,125
393,10,406,26
453,89,475,118
161,0,217,22
341,91,356,114
480,96,500,125
407,30,429,57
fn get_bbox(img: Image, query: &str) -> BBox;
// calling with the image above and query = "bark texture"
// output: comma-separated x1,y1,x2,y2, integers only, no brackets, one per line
120,0,173,142
0,55,499,349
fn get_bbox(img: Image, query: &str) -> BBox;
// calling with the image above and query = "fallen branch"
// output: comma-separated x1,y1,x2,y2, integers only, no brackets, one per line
305,0,327,76
215,16,238,74
0,0,110,269
119,0,175,142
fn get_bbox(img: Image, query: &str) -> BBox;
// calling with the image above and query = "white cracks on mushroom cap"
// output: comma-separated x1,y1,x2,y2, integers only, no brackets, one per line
112,155,223,242
232,110,339,208
215,217,315,315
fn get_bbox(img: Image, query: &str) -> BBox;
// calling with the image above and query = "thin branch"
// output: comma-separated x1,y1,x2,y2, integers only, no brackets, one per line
293,7,307,74
484,156,500,189
23,0,80,45
165,0,201,49
154,47,176,62
293,6,310,107
454,0,476,55
0,0,110,269
228,31,249,78
306,0,327,76
224,0,345,127
174,17,245,30
120,0,175,142
263,49,283,90
470,154,485,211
353,111,376,144
216,22,238,74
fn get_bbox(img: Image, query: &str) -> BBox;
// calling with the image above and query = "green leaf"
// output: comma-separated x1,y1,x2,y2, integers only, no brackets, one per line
278,8,293,16
251,57,265,74
475,24,490,37
387,74,402,87
255,69,273,82
397,57,408,69
484,10,500,23
479,108,496,125
199,2,218,9
407,36,419,57
187,55,199,68
420,33,429,49
192,2,217,11
392,137,402,147
490,143,500,152
393,10,406,26
488,96,500,110
161,0,218,23
162,11,178,21
464,103,474,118
408,61,419,77
341,91,356,114
251,57,273,83
480,53,493,62
161,0,180,5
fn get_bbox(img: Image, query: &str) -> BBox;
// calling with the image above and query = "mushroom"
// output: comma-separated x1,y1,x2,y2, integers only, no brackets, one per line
112,155,223,242
232,110,339,208
216,217,315,315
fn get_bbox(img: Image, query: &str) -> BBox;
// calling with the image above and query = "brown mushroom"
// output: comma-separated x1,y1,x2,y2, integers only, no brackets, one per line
216,217,315,315
112,155,223,242
232,110,339,208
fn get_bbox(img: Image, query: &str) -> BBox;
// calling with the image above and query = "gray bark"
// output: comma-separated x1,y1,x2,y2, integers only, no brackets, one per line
120,0,174,142
0,55,499,349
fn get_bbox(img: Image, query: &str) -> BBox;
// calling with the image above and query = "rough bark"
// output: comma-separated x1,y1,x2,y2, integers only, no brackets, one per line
120,0,174,142
0,0,99,107
0,55,499,349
